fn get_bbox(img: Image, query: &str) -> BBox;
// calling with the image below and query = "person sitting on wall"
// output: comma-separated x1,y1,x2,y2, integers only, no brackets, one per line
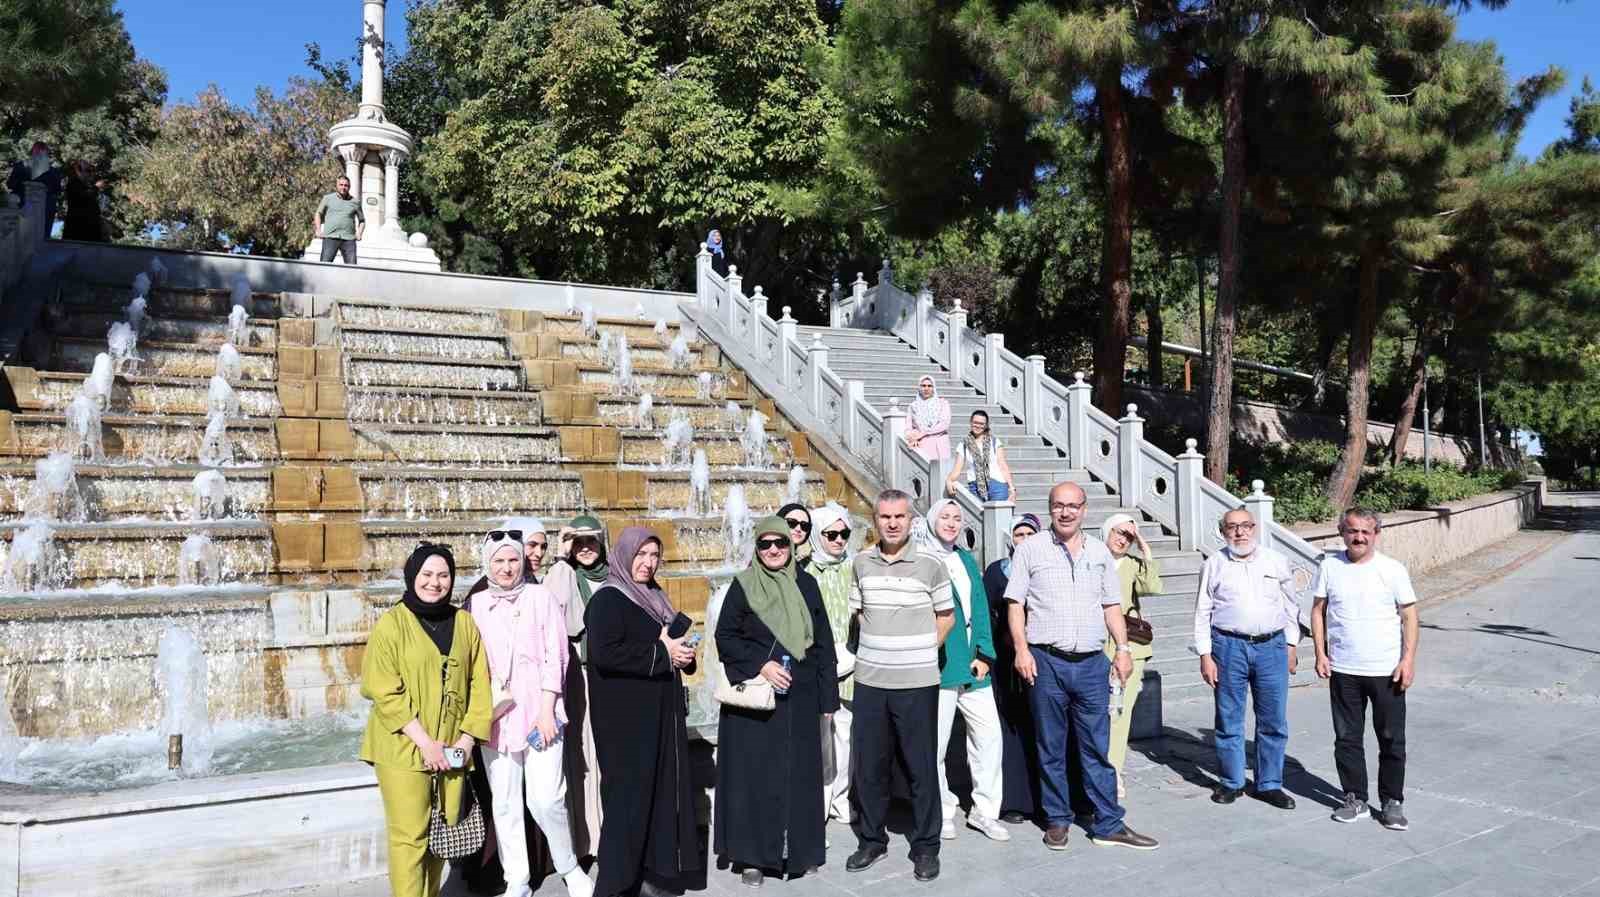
945,410,1013,502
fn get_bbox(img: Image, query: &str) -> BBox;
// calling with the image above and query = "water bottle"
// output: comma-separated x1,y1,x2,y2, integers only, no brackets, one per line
776,654,792,695
1109,672,1124,715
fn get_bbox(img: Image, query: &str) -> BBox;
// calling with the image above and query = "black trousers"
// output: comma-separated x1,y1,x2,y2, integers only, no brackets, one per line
319,236,358,263
1330,671,1407,804
851,683,941,857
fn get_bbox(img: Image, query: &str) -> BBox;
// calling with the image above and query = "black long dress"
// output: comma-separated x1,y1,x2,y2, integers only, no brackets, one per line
984,559,1043,819
586,585,701,897
713,571,839,874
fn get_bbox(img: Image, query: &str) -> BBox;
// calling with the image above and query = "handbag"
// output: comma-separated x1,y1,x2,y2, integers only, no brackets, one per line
427,773,486,860
1124,591,1153,646
715,674,776,711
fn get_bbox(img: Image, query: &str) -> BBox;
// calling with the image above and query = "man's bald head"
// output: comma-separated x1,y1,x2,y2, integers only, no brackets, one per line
1047,481,1088,541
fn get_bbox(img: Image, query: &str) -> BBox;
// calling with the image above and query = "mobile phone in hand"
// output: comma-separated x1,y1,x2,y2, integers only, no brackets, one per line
444,747,467,769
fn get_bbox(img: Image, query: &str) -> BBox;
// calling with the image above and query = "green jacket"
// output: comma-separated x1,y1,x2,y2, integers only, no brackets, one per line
360,603,492,771
1104,555,1161,662
938,549,995,690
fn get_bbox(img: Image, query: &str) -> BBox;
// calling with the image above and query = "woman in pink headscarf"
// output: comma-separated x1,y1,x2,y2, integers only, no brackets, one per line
907,375,951,461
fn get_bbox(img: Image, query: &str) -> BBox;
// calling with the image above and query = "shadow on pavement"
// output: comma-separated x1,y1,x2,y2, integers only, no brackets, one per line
1421,621,1600,656
1133,727,1344,809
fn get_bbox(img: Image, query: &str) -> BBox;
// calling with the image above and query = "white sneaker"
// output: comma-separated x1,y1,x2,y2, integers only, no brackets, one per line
563,868,595,897
967,813,1012,842
940,819,957,840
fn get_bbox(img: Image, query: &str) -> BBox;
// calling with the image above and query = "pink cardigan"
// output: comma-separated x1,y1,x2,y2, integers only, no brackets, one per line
469,583,569,753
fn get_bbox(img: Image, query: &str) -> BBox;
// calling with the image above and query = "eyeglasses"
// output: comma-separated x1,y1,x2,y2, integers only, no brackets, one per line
1222,522,1256,533
785,518,812,533
756,537,790,551
485,530,523,543
1049,502,1086,513
821,528,851,541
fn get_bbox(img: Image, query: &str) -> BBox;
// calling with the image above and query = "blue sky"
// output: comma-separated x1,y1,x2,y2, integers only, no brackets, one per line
123,1,1591,158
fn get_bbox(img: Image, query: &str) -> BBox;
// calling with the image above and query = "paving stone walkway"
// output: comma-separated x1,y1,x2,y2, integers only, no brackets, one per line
278,494,1600,897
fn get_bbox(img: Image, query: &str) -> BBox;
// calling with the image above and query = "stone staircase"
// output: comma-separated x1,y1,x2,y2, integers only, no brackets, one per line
798,325,1207,690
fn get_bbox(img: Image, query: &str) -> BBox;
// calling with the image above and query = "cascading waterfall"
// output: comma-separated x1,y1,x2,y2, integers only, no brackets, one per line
198,412,232,466
742,409,770,468
82,352,114,410
216,344,242,382
107,321,138,373
721,485,754,570
192,469,228,520
667,334,690,370
156,627,213,775
724,401,743,433
662,412,694,467
785,465,807,506
132,271,151,299
64,394,104,461
564,284,577,314
177,533,221,586
696,371,714,402
634,302,646,320
597,331,614,366
580,304,597,339
0,695,19,782
27,452,84,522
689,449,711,517
654,318,669,344
226,306,249,347
634,393,654,429
206,375,238,417
612,334,634,395
5,522,59,592
125,296,148,333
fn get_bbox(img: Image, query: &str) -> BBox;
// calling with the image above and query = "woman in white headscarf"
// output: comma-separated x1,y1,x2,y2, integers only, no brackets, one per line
923,498,1008,842
1100,513,1160,799
803,502,856,824
906,375,951,461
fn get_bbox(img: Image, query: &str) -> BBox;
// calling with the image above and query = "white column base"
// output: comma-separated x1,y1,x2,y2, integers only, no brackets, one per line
300,234,442,272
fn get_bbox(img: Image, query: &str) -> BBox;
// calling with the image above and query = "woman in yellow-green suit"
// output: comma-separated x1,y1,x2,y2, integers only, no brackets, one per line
1100,514,1161,801
362,542,492,897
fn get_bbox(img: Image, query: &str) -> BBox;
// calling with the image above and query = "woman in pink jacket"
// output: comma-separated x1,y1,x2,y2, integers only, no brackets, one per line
470,530,595,897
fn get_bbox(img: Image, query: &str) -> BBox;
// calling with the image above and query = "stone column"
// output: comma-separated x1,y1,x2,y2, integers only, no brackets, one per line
337,145,364,204
1066,371,1091,469
1244,480,1275,551
360,0,387,120
1117,404,1143,509
381,147,404,238
1023,354,1045,437
1175,438,1204,551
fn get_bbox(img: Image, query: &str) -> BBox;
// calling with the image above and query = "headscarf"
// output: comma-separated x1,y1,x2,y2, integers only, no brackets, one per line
706,229,725,257
807,502,851,568
777,502,811,559
479,533,526,601
965,419,994,495
1099,513,1138,555
736,516,814,657
604,526,676,624
501,515,545,582
1000,513,1041,578
909,375,943,431
402,543,458,654
921,498,961,558
566,514,609,604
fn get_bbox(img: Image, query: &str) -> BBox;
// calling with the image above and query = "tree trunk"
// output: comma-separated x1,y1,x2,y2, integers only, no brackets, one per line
1092,72,1134,416
1387,308,1435,466
1203,58,1247,486
1146,290,1164,390
1327,245,1382,509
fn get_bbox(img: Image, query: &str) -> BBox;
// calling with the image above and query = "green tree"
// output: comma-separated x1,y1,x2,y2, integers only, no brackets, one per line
0,0,133,133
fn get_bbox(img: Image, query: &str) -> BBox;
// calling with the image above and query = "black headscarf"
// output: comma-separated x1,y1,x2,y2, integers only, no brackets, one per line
401,542,457,655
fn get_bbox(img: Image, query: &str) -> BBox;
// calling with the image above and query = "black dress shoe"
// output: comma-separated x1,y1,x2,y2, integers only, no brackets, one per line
1211,786,1244,804
1000,810,1029,824
845,846,887,872
911,854,940,881
1254,788,1297,810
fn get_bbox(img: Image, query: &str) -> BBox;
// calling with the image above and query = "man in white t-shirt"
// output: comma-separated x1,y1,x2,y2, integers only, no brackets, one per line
1311,507,1419,832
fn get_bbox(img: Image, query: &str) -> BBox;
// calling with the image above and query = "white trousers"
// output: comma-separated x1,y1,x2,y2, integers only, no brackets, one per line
483,743,579,896
936,684,1004,821
823,701,853,821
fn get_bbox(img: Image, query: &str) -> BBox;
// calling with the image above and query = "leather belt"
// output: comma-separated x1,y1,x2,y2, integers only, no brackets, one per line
1215,628,1280,644
1031,643,1100,662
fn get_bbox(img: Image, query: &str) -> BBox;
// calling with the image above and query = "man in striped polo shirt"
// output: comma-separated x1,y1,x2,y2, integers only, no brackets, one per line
846,489,955,882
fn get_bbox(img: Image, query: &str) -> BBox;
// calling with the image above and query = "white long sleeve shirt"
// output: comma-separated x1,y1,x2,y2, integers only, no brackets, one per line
1192,546,1300,657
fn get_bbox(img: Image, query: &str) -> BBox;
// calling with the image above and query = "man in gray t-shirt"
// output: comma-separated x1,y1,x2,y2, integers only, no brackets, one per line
313,175,364,264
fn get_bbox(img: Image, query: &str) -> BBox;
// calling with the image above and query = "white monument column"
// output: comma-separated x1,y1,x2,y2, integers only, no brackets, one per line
359,0,387,121
381,148,404,239
337,145,364,201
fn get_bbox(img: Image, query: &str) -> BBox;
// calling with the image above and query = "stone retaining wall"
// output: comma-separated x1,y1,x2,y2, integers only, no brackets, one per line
1289,479,1546,574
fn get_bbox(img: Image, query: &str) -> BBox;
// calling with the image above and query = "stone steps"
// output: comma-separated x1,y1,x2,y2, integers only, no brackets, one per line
54,336,279,381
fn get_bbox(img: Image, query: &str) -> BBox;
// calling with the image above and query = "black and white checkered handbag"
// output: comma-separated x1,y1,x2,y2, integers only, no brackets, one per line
426,774,486,860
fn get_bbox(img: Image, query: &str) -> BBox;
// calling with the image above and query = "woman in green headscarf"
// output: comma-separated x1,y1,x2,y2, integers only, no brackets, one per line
545,514,609,860
714,516,839,888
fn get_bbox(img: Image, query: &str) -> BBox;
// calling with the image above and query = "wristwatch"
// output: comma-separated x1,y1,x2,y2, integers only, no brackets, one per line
1115,644,1132,654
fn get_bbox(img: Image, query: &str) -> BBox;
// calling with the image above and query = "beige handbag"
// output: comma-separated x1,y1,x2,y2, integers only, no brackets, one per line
715,674,776,711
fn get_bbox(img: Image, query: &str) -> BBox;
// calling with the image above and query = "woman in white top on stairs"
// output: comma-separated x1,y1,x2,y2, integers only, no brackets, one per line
944,409,1013,502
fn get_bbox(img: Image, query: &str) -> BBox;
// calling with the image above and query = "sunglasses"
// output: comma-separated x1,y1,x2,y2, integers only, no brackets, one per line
756,537,791,551
572,537,601,550
485,529,523,543
785,518,812,533
821,528,850,541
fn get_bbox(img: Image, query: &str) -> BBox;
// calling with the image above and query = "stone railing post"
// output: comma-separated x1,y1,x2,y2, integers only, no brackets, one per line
1117,404,1144,509
695,242,712,306
777,305,798,388
1066,372,1091,469
946,299,968,382
1245,480,1276,551
1023,354,1045,437
981,501,1014,569
828,278,845,328
806,334,829,413
1175,438,1204,551
724,266,743,333
749,286,768,349
880,258,895,293
914,289,933,355
23,181,47,245
844,380,866,452
984,333,1005,399
883,399,907,488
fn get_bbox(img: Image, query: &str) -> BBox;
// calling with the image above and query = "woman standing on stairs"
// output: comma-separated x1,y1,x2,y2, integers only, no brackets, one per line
546,515,610,861
470,532,594,897
1100,513,1161,800
907,375,951,461
586,528,701,897
715,516,839,887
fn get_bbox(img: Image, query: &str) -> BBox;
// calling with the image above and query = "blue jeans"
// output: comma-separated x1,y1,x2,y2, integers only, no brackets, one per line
1212,629,1289,791
1028,648,1123,835
966,479,1010,501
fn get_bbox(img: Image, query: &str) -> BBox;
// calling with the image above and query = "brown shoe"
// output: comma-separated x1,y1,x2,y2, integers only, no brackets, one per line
1089,825,1160,850
1043,826,1070,851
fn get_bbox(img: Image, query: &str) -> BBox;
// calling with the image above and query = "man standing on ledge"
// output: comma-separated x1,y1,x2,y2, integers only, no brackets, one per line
1313,507,1418,831
847,489,955,882
1193,508,1301,810
1006,481,1160,852
313,174,364,264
